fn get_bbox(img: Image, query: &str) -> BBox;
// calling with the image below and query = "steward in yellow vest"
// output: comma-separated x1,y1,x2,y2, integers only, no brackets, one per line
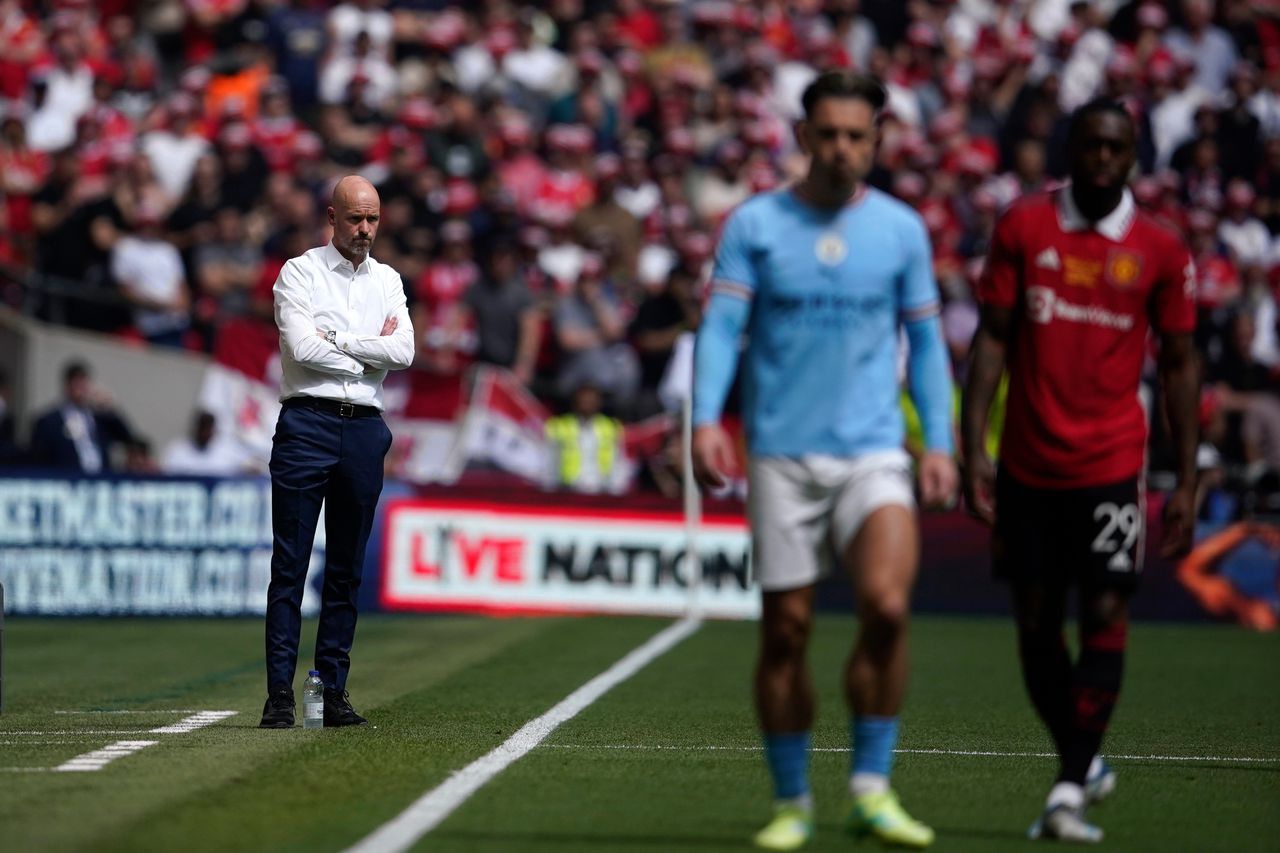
545,384,629,493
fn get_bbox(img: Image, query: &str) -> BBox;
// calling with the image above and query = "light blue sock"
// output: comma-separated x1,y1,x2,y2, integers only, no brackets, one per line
763,731,811,800
850,715,899,780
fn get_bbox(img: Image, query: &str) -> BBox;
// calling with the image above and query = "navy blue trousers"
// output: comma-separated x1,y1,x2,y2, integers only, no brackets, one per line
265,403,392,692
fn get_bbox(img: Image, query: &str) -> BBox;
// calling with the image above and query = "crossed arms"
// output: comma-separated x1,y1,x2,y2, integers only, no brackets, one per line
274,260,415,378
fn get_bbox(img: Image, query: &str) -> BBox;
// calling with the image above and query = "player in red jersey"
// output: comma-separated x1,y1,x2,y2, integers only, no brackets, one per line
961,99,1199,843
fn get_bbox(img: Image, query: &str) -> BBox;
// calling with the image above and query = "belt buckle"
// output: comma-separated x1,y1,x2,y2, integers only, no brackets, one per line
339,402,355,418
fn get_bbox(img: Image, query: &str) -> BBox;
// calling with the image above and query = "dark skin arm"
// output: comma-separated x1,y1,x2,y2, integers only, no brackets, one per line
1158,331,1199,558
960,303,1013,525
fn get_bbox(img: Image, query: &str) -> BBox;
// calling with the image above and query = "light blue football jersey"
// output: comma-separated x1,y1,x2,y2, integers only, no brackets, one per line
693,186,952,457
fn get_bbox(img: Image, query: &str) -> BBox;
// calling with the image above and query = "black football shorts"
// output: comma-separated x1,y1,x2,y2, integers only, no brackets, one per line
992,467,1144,592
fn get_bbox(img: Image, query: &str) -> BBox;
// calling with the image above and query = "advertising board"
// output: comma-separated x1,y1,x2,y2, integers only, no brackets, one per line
0,475,325,616
381,498,759,619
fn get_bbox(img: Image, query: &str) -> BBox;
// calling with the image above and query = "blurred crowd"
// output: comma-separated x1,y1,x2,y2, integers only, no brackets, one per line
0,0,1277,508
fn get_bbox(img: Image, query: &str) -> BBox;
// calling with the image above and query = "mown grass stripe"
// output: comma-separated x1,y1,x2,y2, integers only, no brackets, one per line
55,710,200,715
345,617,703,853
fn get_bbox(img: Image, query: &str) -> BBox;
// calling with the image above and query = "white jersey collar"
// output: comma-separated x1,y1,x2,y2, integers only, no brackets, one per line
1056,185,1136,242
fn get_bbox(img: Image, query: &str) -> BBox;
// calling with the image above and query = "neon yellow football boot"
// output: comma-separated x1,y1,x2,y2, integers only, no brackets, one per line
753,801,814,851
845,789,935,848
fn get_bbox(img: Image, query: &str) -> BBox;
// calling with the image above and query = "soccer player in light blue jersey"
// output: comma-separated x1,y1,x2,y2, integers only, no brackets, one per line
692,71,958,851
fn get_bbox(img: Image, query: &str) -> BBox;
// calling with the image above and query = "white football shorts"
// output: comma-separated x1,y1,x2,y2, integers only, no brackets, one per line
747,450,916,592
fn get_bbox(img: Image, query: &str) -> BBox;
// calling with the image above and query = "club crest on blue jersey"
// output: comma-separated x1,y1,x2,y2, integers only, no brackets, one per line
815,232,848,266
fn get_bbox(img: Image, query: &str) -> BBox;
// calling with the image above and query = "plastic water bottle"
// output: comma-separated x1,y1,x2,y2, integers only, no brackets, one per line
302,671,324,730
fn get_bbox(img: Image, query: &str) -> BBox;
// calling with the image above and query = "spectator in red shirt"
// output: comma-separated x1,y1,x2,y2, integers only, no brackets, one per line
534,124,595,219
615,0,661,51
0,0,45,101
0,115,49,260
85,72,135,144
495,113,548,217
414,219,479,374
1188,208,1242,311
252,79,302,173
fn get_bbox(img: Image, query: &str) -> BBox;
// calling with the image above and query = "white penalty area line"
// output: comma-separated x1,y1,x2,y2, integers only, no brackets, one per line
149,711,238,734
0,711,239,773
541,744,1280,764
345,617,703,853
54,740,159,772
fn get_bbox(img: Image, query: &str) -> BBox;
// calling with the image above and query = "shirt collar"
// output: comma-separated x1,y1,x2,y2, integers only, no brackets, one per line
786,181,870,213
1057,185,1136,242
323,241,370,275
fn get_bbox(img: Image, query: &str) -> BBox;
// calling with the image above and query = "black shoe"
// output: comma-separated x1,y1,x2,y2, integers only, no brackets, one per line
323,688,368,727
259,686,295,728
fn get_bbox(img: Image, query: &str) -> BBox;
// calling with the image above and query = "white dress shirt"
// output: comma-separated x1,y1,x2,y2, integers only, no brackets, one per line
274,242,415,411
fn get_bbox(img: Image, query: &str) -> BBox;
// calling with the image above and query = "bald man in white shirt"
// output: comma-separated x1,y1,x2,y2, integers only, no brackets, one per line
261,175,414,729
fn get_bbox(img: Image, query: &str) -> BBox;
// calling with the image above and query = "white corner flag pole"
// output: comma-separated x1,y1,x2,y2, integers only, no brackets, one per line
681,392,703,619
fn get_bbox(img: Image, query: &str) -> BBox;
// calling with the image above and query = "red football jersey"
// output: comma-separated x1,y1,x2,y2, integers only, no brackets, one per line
978,189,1196,488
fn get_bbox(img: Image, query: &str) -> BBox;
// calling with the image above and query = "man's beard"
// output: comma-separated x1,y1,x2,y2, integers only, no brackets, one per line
818,161,859,195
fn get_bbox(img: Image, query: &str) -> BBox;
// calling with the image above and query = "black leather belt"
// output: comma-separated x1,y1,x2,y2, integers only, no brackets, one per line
283,396,380,418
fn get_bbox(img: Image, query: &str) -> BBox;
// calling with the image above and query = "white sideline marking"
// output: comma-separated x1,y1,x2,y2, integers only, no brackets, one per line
53,740,158,772
149,711,238,734
345,617,703,853
0,767,52,773
541,744,1280,763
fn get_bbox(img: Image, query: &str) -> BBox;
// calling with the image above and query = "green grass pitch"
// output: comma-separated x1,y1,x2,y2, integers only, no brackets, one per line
1,615,1276,852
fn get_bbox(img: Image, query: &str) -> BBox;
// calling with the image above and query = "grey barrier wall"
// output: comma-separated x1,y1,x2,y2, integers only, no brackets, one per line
0,307,210,454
